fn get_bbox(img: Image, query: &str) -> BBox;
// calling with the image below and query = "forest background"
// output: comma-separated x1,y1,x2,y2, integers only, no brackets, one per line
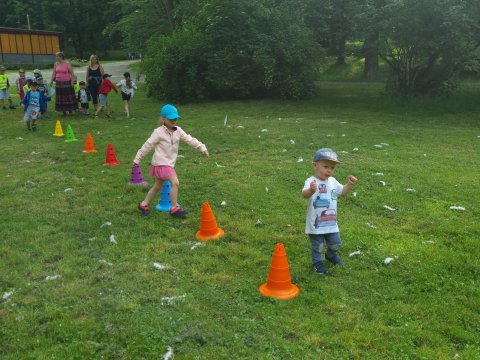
1,0,480,102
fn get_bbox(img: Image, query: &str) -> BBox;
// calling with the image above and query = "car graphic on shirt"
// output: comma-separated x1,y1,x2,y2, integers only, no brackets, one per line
313,196,330,209
314,209,337,228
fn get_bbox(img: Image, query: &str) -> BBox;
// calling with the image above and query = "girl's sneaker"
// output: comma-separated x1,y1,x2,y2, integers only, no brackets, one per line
170,206,187,218
138,203,150,215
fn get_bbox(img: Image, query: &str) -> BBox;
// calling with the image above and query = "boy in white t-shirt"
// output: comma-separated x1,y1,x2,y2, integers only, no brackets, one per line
302,148,358,274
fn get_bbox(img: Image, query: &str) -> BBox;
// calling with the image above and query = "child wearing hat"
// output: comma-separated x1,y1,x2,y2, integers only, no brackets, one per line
302,148,358,274
134,104,210,217
77,80,92,116
94,73,117,118
0,65,16,110
20,81,47,131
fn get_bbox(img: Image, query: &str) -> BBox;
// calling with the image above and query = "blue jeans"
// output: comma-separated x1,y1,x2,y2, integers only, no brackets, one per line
308,232,341,266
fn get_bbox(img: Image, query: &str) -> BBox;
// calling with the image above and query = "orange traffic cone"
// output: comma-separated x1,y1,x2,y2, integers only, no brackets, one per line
82,132,97,153
53,120,64,137
259,243,300,300
104,143,119,166
195,202,225,241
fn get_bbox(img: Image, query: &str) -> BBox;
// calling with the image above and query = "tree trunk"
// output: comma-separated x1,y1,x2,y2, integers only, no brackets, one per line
363,32,379,78
335,35,346,65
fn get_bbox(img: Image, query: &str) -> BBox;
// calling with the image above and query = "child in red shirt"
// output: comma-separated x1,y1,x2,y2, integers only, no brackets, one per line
94,73,117,118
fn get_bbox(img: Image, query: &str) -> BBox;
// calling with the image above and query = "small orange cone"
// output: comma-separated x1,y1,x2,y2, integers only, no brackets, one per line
53,120,64,137
82,132,97,153
259,243,300,300
103,143,119,166
195,202,225,241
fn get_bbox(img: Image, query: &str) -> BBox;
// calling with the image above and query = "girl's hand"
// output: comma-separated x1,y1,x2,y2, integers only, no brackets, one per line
203,150,210,158
310,180,317,192
347,175,358,185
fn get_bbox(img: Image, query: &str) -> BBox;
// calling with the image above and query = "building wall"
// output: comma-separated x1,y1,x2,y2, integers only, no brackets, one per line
0,30,60,65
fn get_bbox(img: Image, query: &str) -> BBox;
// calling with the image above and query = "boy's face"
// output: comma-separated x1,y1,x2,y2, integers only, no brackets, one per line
162,117,178,129
19,71,25,77
30,85,38,92
313,160,337,180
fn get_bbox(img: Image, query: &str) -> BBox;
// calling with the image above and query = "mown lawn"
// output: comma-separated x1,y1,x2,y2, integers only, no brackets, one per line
1,81,479,359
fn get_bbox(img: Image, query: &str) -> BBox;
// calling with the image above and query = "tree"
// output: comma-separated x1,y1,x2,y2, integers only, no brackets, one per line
378,0,480,95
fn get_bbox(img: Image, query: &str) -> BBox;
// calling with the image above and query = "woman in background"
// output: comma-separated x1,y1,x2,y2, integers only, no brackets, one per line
86,54,104,112
50,52,78,115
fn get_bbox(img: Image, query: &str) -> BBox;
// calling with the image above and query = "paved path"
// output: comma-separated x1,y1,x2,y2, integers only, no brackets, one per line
7,60,143,86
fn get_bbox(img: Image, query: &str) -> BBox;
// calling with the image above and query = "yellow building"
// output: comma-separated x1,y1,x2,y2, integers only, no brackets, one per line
0,27,61,65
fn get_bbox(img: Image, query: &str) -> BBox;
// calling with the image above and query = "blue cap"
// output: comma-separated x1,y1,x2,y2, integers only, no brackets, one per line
313,148,340,163
160,104,181,120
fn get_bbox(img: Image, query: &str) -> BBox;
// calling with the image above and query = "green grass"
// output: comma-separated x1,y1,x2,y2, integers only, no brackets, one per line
1,82,479,359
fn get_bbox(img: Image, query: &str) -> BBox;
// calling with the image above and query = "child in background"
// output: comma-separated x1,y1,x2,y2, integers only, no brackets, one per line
0,65,16,110
94,74,117,118
77,81,92,116
33,69,42,80
21,81,47,131
16,68,27,100
23,76,33,96
134,104,210,218
36,77,51,118
116,72,137,118
302,148,358,274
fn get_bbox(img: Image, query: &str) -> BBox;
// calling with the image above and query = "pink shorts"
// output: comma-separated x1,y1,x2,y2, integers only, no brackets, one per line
149,165,176,180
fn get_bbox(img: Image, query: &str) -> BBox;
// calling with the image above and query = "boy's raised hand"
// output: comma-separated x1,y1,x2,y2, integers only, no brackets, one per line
347,175,358,185
310,180,317,192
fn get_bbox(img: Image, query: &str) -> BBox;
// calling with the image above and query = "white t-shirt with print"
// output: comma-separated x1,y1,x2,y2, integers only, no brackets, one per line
303,176,344,234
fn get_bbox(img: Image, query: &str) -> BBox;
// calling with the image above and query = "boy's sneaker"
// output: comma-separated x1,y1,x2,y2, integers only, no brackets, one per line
313,262,328,275
31,125,37,132
170,206,187,218
137,203,150,216
325,253,344,266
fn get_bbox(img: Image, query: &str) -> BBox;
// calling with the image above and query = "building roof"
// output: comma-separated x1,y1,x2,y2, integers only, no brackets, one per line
0,27,61,36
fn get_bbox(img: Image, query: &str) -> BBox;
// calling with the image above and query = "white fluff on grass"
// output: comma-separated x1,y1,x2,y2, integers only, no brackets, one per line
261,128,268,132
3,290,14,300
236,125,245,129
265,187,269,193
349,250,362,257
45,275,61,281
161,294,186,305
215,162,225,168
163,346,174,360
352,192,357,197
153,263,168,270
383,205,396,211
375,172,384,176
374,144,383,148
406,188,416,192
190,242,205,251
16,137,24,140
282,148,287,152
99,259,113,266
290,139,295,144
449,206,465,211
366,223,377,229
109,234,117,244
297,157,304,163
378,181,386,186
380,143,389,146
221,200,227,206
352,148,359,151
384,257,397,265
100,221,112,228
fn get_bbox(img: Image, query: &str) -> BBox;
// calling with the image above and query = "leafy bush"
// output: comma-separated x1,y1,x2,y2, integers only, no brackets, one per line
143,0,322,102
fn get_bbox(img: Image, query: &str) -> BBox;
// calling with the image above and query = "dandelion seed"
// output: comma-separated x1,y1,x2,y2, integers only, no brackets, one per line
221,201,227,206
109,234,117,244
255,219,263,226
349,250,362,257
352,148,359,151
383,205,396,211
375,173,384,176
342,134,346,137
406,188,416,192
163,346,174,360
100,221,112,228
384,257,394,265
64,188,73,192
261,129,268,132
153,263,168,270
290,139,295,145
282,148,287,152
297,157,304,163
99,259,113,266
449,206,465,211
352,192,357,197
215,162,225,168
236,125,245,129
16,137,24,140
45,275,61,281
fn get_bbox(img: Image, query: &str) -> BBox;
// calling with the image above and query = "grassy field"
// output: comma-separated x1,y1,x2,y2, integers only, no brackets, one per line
1,81,479,359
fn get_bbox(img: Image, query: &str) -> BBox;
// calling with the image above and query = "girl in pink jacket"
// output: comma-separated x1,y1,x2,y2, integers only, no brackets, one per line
134,104,209,217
